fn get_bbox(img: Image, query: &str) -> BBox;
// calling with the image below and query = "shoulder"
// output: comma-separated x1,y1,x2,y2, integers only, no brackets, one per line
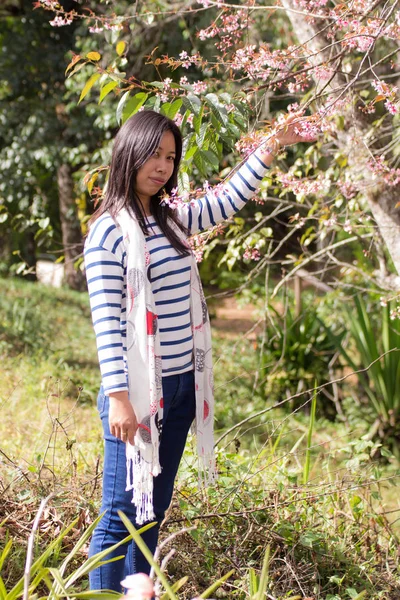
85,212,125,257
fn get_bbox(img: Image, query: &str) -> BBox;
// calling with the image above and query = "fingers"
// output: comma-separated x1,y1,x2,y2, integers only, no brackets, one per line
109,420,138,443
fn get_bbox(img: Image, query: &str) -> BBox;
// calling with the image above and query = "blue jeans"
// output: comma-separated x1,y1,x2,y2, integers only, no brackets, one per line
89,371,196,592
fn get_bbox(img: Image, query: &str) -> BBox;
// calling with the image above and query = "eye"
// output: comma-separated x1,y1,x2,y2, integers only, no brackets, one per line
153,150,160,158
167,156,175,161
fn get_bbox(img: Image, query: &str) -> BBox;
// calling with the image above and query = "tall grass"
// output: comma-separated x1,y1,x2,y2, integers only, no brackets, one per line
324,295,400,429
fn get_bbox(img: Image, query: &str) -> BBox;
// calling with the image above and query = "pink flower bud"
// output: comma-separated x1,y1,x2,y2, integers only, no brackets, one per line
121,573,154,600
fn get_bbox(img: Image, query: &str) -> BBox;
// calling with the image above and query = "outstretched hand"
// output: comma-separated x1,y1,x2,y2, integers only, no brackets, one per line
274,112,319,147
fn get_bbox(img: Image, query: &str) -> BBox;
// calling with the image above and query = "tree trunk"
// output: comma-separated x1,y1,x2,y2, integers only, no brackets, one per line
22,230,37,282
57,163,86,291
280,0,400,287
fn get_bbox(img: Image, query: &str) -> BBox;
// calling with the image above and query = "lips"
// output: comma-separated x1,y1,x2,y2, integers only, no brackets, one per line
150,177,167,185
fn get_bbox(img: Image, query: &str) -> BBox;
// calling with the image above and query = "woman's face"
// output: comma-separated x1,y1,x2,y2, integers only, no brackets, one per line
135,130,176,202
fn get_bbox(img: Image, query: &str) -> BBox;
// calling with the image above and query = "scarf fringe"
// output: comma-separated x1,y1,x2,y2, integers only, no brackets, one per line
126,447,156,524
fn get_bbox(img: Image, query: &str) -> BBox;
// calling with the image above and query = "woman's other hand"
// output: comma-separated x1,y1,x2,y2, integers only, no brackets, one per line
108,391,138,444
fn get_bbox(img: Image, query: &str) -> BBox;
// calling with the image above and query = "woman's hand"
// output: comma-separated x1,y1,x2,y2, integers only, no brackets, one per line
258,112,318,165
108,391,138,444
274,112,318,147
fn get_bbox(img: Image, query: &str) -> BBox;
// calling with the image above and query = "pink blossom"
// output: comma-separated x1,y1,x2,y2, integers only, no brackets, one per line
173,113,184,127
179,51,192,69
39,0,58,7
372,79,398,97
338,181,357,199
277,171,328,197
390,306,400,320
293,0,328,9
385,100,399,115
325,215,337,228
343,220,352,234
89,23,104,33
313,65,334,80
243,248,261,261
179,76,189,86
188,234,206,262
235,134,264,158
161,187,196,210
104,22,123,31
192,80,207,94
49,15,73,26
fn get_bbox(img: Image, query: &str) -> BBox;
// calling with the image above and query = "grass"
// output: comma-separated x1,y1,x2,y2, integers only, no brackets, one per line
0,277,400,599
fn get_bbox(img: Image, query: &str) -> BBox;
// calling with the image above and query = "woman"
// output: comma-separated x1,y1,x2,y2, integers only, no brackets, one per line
84,109,316,591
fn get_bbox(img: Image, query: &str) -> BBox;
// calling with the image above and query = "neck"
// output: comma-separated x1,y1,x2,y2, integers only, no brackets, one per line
137,195,152,217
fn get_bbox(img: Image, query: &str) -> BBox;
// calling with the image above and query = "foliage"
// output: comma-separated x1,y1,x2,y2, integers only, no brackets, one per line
323,295,400,450
259,297,342,418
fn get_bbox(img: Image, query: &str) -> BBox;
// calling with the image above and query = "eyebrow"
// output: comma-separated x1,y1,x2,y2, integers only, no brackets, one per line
157,145,176,155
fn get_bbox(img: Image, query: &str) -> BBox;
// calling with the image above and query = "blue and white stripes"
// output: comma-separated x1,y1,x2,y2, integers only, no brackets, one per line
84,149,270,394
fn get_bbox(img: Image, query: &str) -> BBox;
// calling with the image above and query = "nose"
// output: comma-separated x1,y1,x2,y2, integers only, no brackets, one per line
155,158,169,173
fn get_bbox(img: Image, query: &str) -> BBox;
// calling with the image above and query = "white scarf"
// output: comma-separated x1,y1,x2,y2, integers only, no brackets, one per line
114,208,216,524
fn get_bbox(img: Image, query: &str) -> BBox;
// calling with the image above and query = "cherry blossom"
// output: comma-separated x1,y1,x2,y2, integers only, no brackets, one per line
188,234,206,262
173,113,184,127
89,23,104,33
338,181,358,200
343,220,353,234
49,15,72,26
385,100,399,115
38,0,59,7
243,248,261,261
192,80,208,94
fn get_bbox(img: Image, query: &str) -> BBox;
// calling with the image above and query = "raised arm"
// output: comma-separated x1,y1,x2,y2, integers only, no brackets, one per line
176,113,317,235
175,147,272,235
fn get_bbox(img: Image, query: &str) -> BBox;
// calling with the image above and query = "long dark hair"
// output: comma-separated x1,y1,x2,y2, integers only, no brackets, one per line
90,110,189,255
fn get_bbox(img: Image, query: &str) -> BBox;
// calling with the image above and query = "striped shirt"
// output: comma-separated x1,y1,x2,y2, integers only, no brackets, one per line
84,149,270,394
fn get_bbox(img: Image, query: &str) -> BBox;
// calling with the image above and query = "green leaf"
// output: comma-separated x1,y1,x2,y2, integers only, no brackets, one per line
228,122,241,138
178,170,190,194
78,73,101,104
117,512,178,599
167,98,183,119
193,151,208,177
123,92,149,123
0,539,12,571
192,112,203,135
249,567,258,596
181,94,202,116
205,93,228,125
116,90,130,125
256,546,270,600
199,569,234,598
200,150,219,170
303,385,317,484
99,80,119,104
184,145,197,161
196,122,208,147
160,577,189,599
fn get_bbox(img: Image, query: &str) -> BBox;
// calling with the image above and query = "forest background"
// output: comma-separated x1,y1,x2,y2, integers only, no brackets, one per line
1,0,400,598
